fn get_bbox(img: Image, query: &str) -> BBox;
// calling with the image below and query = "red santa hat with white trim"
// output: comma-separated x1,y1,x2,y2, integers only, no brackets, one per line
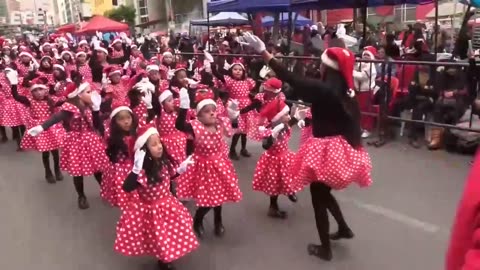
362,46,377,59
174,63,187,73
110,37,123,47
320,47,355,98
75,49,87,58
64,81,90,99
230,58,245,70
110,100,132,119
53,63,66,72
195,89,216,112
60,50,74,59
133,123,159,151
259,99,290,123
263,77,282,94
103,65,123,77
30,76,49,91
159,89,173,103
95,43,109,55
78,39,89,47
19,49,34,59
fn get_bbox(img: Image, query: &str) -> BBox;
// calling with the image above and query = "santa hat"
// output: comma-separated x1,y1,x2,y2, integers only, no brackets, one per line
196,90,216,112
362,46,377,59
60,50,74,58
78,40,88,46
146,64,159,73
131,44,138,50
110,101,132,119
111,38,122,46
40,42,52,52
230,58,245,70
19,50,33,59
321,47,355,98
159,90,173,103
96,44,109,55
53,64,65,71
30,77,49,91
259,99,290,123
104,65,122,77
263,78,282,94
174,63,187,73
65,81,90,99
40,55,53,62
133,123,159,152
75,50,87,57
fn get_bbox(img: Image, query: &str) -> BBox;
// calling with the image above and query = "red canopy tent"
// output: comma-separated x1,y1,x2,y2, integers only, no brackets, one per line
56,22,87,33
75,15,129,34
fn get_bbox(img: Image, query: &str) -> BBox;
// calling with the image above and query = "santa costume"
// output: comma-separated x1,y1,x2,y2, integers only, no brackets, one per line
253,99,303,218
114,124,198,270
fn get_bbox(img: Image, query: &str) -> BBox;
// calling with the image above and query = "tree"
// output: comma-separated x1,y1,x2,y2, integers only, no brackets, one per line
104,5,136,25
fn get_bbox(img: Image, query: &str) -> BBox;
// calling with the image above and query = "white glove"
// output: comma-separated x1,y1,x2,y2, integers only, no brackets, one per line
272,123,285,139
28,125,44,137
167,69,175,80
28,61,35,71
120,32,128,41
5,68,18,85
96,31,103,40
297,120,306,129
176,155,194,174
242,32,266,53
294,108,307,121
3,55,10,65
142,90,153,109
188,59,195,71
92,39,101,49
204,51,214,63
132,149,146,174
179,87,190,109
203,61,212,73
227,99,239,119
258,126,267,133
186,78,198,88
123,60,130,70
101,73,108,85
223,60,231,71
91,92,102,111
144,80,155,92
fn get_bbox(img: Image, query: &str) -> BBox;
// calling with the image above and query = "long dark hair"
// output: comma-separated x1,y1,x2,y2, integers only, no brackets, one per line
142,144,177,185
106,111,139,163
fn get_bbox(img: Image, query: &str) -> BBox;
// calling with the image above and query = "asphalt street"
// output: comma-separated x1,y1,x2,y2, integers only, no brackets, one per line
0,130,470,270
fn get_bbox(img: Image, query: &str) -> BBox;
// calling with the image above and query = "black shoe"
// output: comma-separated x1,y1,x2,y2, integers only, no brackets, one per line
268,207,287,219
193,220,205,239
157,260,176,270
45,171,56,184
214,223,225,237
330,228,354,240
240,149,251,157
229,151,240,161
288,194,297,203
307,244,332,261
78,196,89,210
55,170,64,181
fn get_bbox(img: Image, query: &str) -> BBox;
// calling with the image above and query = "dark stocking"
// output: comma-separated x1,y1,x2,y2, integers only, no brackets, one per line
213,206,225,236
19,125,25,136
193,207,211,238
93,172,102,185
309,183,332,260
42,151,55,183
229,134,241,160
269,196,279,210
73,176,89,209
51,150,63,180
240,134,251,157
0,126,7,142
12,126,21,150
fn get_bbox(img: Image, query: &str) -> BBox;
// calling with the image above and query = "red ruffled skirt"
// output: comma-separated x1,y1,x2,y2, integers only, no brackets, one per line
114,196,199,262
291,136,372,190
161,132,187,164
253,150,304,196
101,160,139,209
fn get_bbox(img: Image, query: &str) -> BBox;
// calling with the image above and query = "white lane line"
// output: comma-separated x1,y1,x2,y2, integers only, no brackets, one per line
336,195,442,234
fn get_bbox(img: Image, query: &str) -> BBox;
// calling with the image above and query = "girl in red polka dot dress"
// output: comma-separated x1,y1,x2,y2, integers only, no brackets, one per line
101,102,139,209
242,33,372,261
7,72,65,183
253,99,304,219
175,88,242,239
211,57,256,160
27,73,110,210
115,124,198,270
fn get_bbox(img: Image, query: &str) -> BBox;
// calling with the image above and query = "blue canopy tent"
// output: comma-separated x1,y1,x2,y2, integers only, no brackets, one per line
460,0,480,7
289,0,434,10
190,12,249,26
262,12,313,27
207,0,291,13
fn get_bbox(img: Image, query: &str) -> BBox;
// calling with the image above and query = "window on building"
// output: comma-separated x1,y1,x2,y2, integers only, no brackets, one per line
112,0,118,5
139,0,145,7
394,4,416,23
140,16,148,24
139,7,147,16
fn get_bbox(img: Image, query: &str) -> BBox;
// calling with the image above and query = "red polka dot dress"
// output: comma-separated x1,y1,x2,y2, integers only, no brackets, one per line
253,128,304,196
59,103,109,176
156,111,187,164
21,97,65,152
77,64,92,82
176,119,242,207
15,61,30,77
299,108,313,147
0,73,25,127
114,170,199,262
132,102,148,125
291,136,372,190
247,92,286,141
224,75,255,134
101,136,139,209
104,83,129,103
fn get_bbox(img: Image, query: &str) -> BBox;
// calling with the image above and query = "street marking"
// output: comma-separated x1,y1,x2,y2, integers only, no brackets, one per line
337,195,443,234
